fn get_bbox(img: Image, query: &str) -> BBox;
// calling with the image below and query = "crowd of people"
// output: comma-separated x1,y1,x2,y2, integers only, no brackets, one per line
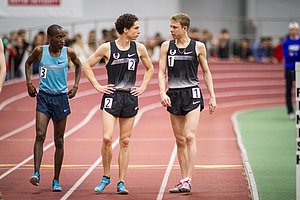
1,25,288,81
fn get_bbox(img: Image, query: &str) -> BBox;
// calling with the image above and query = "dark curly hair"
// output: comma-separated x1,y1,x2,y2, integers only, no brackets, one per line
115,13,139,34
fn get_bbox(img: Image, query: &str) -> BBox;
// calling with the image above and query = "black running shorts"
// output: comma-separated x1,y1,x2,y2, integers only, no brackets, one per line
101,91,138,118
166,86,204,116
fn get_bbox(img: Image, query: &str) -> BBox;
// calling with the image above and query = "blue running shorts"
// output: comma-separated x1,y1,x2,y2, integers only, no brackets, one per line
36,90,70,121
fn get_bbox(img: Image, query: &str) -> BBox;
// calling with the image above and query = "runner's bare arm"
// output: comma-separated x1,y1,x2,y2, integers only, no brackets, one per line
83,42,115,94
0,39,6,93
158,41,171,107
25,46,42,97
197,41,216,114
131,43,154,96
67,47,81,98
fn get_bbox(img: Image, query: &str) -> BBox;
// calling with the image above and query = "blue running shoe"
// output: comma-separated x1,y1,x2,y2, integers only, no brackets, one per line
52,179,62,192
29,172,40,186
94,176,111,193
116,181,129,195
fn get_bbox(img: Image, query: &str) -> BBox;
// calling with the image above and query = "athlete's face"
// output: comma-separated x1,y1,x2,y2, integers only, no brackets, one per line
48,28,66,50
125,21,140,40
170,19,187,39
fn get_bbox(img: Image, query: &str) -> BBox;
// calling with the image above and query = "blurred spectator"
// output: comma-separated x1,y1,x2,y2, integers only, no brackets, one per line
64,30,74,47
233,38,254,61
37,30,47,45
254,37,274,63
98,28,118,45
9,31,18,46
98,29,110,45
31,33,47,74
12,35,29,78
189,27,202,41
202,29,218,59
245,19,257,45
109,28,118,40
217,28,231,59
72,33,92,63
18,29,30,50
273,36,284,63
88,29,98,53
145,32,164,62
2,36,11,80
98,28,118,63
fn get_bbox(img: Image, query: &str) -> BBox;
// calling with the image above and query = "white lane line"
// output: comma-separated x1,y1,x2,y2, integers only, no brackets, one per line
60,102,161,200
60,139,119,200
156,144,177,200
0,105,99,180
0,92,28,110
0,119,35,141
231,108,268,200
0,89,98,142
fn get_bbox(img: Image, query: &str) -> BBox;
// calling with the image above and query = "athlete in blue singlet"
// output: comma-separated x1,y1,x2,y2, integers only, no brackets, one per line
25,24,81,192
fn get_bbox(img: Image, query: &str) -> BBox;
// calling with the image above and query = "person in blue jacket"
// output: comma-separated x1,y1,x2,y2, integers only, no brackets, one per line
282,22,300,120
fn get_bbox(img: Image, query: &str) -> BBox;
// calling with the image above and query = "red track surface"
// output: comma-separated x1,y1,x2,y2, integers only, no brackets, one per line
0,62,286,200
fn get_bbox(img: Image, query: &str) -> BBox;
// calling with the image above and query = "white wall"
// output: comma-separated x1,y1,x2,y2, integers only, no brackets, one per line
181,0,300,43
1,0,300,43
251,0,300,40
180,0,244,39
0,0,179,42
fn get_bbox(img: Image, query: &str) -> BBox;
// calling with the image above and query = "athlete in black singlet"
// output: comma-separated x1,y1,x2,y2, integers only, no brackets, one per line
158,13,217,193
83,13,154,194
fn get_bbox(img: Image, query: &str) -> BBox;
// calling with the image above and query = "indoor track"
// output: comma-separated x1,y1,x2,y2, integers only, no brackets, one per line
0,62,285,200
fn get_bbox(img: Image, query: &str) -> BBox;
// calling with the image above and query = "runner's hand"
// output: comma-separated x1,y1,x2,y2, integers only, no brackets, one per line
160,93,171,107
27,83,37,97
209,96,216,114
96,84,116,94
68,86,78,99
130,86,145,96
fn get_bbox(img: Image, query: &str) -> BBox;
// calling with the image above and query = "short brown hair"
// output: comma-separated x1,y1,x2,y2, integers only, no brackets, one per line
170,13,190,29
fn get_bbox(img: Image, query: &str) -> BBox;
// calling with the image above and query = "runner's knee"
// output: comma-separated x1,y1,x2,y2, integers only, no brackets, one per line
103,136,112,146
119,137,130,149
185,133,196,145
36,130,46,143
54,137,64,149
175,136,186,147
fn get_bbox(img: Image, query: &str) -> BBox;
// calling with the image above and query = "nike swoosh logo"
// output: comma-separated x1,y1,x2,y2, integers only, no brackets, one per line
192,101,201,105
184,51,193,55
57,61,65,64
64,109,69,112
128,53,136,57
